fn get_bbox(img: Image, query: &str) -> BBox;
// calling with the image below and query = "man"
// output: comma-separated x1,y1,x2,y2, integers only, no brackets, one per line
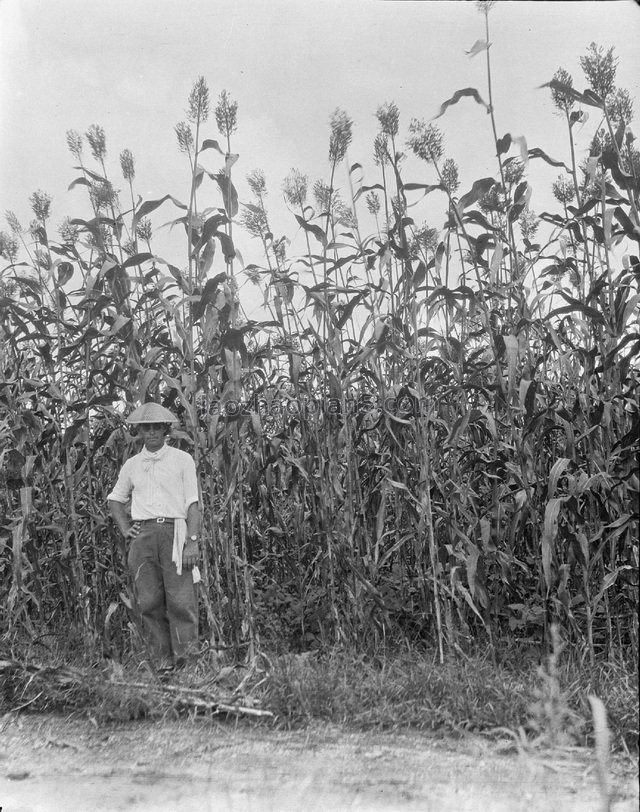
107,403,201,670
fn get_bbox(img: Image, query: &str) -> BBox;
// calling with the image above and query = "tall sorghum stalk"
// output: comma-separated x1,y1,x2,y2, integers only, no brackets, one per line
215,89,239,301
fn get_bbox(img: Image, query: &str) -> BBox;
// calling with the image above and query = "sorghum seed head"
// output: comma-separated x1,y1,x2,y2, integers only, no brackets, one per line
551,175,575,205
85,124,107,162
478,185,505,214
407,119,444,164
215,89,238,139
29,220,42,241
89,180,118,211
5,211,22,234
476,0,496,14
136,217,153,243
120,149,135,182
239,206,269,239
58,217,80,245
247,169,267,198
282,169,308,209
373,133,389,166
313,180,332,213
606,87,634,127
187,76,210,124
66,129,83,160
580,42,618,101
328,108,353,164
376,102,400,138
273,238,286,264
441,158,460,194
333,201,357,229
175,121,194,154
30,190,52,222
518,207,539,241
366,192,380,216
414,224,439,254
550,67,575,114
0,230,18,262
504,159,525,187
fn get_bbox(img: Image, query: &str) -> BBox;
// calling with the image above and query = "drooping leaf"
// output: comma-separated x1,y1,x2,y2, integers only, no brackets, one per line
216,231,236,262
62,417,88,450
413,261,426,289
549,291,607,324
192,273,227,322
458,178,496,211
462,209,501,233
105,314,131,337
548,457,571,499
513,180,531,204
511,135,528,165
67,177,93,191
465,39,489,58
335,292,366,330
194,213,228,252
433,87,488,120
70,217,109,245
224,153,239,176
527,147,570,171
447,410,471,449
200,139,224,154
132,195,188,229
122,253,154,269
496,134,512,155
56,262,74,287
508,202,526,223
210,172,239,218
402,182,443,193
295,214,327,247
199,238,216,277
541,497,566,592
614,206,640,244
72,165,107,183
401,182,443,206
541,80,604,109
502,334,519,397
489,240,504,282
354,183,384,201
592,567,632,611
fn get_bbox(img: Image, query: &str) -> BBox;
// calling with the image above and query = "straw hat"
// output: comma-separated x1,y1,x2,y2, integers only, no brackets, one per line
126,403,179,424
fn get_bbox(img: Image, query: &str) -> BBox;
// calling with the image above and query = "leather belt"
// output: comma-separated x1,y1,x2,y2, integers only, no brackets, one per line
141,517,175,524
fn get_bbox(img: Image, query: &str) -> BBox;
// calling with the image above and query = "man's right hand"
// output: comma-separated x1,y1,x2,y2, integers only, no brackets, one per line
125,521,141,539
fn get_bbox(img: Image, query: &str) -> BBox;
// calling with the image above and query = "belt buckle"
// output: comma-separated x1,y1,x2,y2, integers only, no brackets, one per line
157,517,166,523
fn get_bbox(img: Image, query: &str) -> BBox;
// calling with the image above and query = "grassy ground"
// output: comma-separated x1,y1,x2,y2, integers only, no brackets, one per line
1,640,637,756
262,646,638,754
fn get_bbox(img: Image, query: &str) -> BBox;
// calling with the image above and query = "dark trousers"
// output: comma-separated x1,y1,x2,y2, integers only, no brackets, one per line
128,522,198,663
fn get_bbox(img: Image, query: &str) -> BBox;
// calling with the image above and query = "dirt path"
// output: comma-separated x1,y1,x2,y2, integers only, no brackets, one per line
0,715,637,811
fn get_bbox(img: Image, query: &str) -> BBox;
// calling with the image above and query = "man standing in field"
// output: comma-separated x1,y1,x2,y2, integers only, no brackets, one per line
107,403,201,671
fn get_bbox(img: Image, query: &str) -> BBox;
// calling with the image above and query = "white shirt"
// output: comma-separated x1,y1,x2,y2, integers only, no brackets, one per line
107,444,199,520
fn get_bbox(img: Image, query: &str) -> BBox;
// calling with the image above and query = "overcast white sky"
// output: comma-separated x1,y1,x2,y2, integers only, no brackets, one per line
1,0,639,315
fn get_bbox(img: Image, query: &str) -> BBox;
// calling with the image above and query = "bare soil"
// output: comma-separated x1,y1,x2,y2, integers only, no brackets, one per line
0,714,637,812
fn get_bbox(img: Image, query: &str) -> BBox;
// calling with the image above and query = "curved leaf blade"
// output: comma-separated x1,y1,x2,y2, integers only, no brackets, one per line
433,87,488,120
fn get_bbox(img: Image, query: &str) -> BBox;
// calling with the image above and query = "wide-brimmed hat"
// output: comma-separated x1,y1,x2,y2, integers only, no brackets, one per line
126,403,179,424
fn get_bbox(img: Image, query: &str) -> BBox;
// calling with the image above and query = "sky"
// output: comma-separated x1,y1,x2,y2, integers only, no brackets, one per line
1,0,639,317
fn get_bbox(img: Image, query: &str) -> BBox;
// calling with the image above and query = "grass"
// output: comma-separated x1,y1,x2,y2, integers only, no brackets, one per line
3,639,635,756
261,644,639,754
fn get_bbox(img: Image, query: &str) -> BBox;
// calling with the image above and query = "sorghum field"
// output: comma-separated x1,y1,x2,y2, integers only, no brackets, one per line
1,3,638,767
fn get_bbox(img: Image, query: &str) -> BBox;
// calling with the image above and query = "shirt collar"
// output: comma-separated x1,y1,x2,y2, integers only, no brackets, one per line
141,443,170,464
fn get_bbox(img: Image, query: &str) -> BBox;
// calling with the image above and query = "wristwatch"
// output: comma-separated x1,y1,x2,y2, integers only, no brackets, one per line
189,534,199,542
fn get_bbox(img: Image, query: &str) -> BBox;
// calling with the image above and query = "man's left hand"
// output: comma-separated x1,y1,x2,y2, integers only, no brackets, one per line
183,540,200,569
